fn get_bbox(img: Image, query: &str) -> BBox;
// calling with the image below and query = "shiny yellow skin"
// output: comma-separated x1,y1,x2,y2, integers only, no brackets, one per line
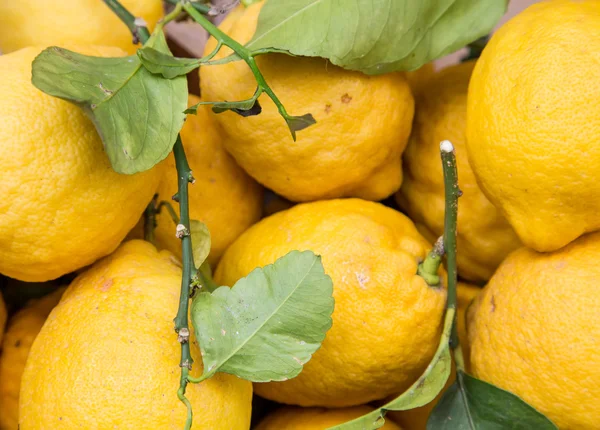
155,95,263,267
0,287,65,430
468,232,600,430
0,47,162,282
200,2,414,202
466,0,600,252
216,199,447,407
387,283,480,430
20,240,252,429
397,61,520,282
256,405,402,430
0,0,163,54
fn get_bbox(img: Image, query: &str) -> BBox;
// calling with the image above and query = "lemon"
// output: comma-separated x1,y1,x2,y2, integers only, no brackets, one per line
256,405,402,430
0,287,64,430
466,0,600,251
0,47,162,282
397,61,520,282
468,232,600,429
19,240,252,429
0,0,163,54
200,1,414,202
216,199,446,407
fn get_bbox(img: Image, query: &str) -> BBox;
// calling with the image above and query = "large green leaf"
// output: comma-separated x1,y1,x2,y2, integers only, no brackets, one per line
191,250,334,382
427,371,558,430
31,32,187,174
246,0,508,74
328,308,454,430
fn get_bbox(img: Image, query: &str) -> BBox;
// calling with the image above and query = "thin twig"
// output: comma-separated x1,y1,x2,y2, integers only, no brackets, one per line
102,1,196,427
439,139,463,371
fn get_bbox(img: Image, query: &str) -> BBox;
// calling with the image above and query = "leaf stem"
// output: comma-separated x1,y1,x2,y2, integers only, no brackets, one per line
143,194,159,244
181,2,314,140
439,139,463,371
157,200,181,226
154,1,184,36
102,0,150,44
103,1,197,426
164,0,211,14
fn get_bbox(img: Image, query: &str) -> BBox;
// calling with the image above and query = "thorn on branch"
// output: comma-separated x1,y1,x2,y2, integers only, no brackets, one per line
187,171,196,184
176,224,190,238
178,327,190,344
172,193,180,202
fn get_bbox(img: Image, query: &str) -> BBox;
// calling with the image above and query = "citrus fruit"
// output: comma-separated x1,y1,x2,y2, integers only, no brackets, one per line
387,282,480,429
200,1,414,202
0,0,163,54
0,287,64,430
466,0,600,252
256,405,402,430
19,240,252,429
0,46,163,282
154,95,263,266
216,199,446,407
397,61,520,282
467,232,600,430
404,63,435,96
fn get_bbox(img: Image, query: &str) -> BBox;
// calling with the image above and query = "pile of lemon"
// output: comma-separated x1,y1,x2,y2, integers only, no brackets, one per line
0,0,598,429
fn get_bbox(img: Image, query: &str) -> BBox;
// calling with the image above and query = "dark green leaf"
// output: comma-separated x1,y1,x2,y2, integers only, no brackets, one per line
138,47,202,79
191,250,334,382
328,308,455,430
31,32,187,174
246,0,508,75
185,90,262,118
190,220,211,269
428,371,558,430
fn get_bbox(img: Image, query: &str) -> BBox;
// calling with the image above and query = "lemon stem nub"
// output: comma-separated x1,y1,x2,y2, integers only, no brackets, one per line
418,236,445,287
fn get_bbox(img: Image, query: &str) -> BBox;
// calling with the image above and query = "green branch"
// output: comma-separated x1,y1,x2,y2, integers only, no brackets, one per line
439,139,463,371
102,1,195,428
181,2,315,140
102,0,150,44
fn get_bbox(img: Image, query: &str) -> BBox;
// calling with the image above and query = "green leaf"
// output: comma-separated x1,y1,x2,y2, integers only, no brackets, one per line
285,114,317,133
246,0,508,75
427,371,558,430
191,250,334,382
31,32,187,174
190,220,211,269
138,47,202,79
185,89,263,118
328,308,455,430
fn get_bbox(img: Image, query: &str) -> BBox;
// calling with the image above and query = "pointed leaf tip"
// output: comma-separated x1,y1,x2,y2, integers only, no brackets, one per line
191,250,334,382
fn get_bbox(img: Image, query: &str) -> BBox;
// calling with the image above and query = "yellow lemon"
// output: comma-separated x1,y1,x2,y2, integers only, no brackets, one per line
387,282,480,429
0,0,163,54
466,0,600,252
0,47,162,282
200,1,414,202
404,63,435,96
154,95,263,266
468,232,600,430
19,240,252,429
256,405,402,430
0,287,64,430
397,61,520,282
216,199,446,407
